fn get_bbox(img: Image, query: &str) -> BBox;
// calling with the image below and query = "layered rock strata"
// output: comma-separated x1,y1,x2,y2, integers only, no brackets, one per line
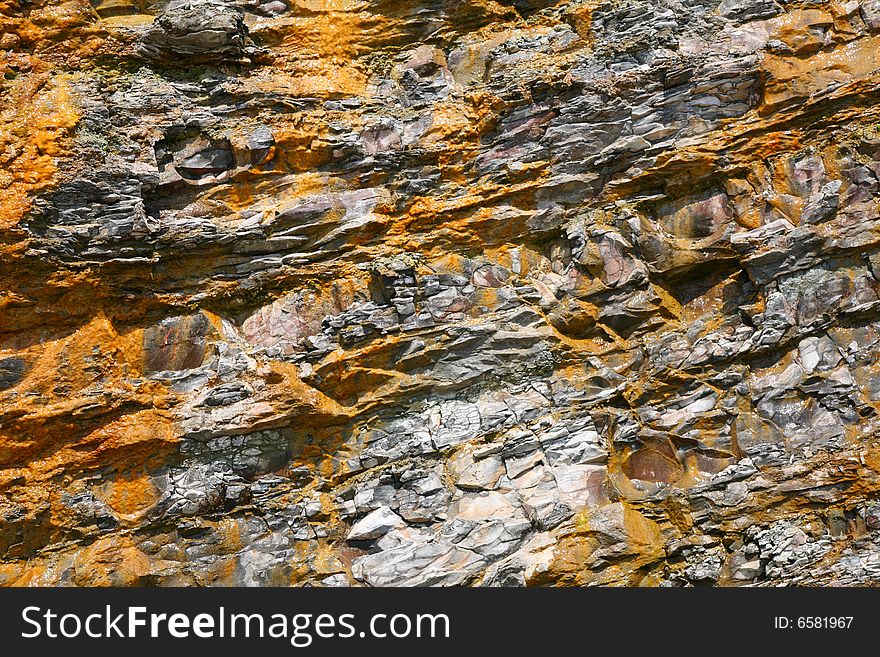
2,0,880,586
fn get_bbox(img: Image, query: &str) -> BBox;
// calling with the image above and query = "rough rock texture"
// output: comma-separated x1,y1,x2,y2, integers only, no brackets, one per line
4,0,880,587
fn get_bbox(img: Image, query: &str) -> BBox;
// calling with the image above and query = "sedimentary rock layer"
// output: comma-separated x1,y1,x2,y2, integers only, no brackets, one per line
3,0,880,586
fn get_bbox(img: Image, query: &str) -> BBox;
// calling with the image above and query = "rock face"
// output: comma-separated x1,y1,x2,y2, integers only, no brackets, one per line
3,0,880,587
137,1,254,63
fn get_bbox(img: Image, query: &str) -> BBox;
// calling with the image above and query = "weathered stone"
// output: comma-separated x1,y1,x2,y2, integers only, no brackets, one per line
138,1,252,63
347,506,406,542
5,0,880,589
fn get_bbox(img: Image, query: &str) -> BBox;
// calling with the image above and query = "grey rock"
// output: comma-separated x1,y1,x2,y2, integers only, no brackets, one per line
347,506,406,542
139,1,252,62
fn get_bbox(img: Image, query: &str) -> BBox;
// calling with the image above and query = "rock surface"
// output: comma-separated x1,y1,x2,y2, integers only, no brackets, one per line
3,0,880,586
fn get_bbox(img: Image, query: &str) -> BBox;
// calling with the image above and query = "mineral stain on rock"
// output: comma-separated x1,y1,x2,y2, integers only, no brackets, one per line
142,313,212,372
4,0,880,587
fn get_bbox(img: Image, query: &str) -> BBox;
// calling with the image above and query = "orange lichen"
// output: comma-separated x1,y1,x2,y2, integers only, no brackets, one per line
762,36,880,111
69,536,154,586
0,71,81,228
96,469,162,518
27,0,98,33
268,116,336,172
621,503,665,555
767,9,834,55
247,2,378,99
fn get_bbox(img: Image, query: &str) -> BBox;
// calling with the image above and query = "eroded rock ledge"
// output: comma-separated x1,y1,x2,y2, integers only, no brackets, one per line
3,0,880,586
